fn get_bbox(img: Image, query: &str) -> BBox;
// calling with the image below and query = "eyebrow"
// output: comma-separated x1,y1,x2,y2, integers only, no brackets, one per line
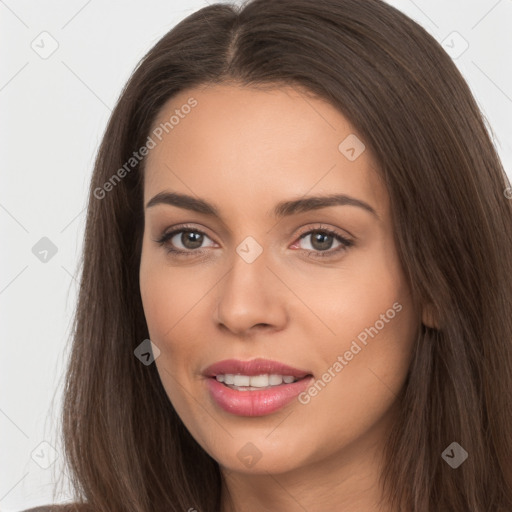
145,191,379,219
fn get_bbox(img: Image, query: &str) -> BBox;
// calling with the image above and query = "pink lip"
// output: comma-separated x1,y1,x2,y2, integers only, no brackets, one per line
203,358,314,417
206,376,313,416
202,358,312,378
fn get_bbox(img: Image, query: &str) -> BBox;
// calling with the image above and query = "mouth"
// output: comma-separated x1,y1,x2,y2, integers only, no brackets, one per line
203,358,314,416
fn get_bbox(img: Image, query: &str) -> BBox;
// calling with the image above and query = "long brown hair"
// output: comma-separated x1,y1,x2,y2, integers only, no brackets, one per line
55,0,512,510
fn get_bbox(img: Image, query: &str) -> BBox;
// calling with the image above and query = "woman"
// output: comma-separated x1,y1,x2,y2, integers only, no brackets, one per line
24,0,512,510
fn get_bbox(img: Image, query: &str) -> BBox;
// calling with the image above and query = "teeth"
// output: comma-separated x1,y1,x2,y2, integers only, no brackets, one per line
233,375,250,387
248,374,269,387
215,374,299,388
269,374,283,385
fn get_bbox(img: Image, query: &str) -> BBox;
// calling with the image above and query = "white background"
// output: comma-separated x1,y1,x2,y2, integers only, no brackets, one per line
1,0,511,510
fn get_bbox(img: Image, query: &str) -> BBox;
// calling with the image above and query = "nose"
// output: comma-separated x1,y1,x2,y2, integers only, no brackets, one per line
213,245,289,337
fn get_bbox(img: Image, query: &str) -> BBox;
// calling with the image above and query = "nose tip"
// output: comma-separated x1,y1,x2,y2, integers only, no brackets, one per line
213,256,288,337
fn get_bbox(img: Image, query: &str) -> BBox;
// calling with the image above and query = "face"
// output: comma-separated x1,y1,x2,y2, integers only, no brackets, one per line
139,83,419,476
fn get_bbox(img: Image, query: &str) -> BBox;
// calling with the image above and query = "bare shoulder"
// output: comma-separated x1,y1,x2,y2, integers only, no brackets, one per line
21,504,91,512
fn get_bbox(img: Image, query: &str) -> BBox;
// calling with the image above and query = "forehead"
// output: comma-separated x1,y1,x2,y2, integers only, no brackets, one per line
143,84,388,219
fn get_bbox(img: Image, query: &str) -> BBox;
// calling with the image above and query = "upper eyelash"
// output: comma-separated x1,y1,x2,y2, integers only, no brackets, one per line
154,224,354,258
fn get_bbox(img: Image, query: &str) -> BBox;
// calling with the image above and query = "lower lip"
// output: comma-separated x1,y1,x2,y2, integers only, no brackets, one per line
206,376,313,416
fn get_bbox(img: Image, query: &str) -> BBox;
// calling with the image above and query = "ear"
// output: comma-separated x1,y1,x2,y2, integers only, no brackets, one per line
422,302,439,330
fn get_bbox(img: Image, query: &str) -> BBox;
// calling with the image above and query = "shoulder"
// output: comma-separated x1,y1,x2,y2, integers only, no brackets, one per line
20,505,91,512
20,508,54,512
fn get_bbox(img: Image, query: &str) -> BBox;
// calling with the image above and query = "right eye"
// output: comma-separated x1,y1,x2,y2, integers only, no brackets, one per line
155,225,217,256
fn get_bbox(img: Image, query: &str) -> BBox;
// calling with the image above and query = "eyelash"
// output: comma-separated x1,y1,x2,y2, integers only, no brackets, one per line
154,223,354,259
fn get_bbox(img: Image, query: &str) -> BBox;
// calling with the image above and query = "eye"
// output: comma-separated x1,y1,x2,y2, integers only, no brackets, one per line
153,224,354,259
154,224,216,256
292,226,354,259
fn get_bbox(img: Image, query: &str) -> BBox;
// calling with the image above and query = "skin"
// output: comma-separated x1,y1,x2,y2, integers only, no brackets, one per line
139,83,430,512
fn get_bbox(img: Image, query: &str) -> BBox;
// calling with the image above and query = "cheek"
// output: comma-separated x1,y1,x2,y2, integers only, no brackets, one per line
297,296,415,456
139,247,206,344
139,252,198,406
139,259,170,341
301,237,416,406
139,244,215,398
298,236,411,347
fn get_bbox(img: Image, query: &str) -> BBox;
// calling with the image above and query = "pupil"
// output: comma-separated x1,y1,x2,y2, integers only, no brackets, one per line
311,232,332,251
182,231,203,249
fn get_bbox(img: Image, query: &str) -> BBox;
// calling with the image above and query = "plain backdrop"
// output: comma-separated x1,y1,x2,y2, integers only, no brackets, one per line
1,0,511,510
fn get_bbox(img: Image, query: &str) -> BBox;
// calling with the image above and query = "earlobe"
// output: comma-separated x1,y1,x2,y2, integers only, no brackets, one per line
422,302,439,330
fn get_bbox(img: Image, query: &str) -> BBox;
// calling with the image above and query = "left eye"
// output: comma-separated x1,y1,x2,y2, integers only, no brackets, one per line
295,230,352,254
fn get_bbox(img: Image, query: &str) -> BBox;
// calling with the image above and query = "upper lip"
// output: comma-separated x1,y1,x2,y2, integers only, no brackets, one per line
203,358,313,378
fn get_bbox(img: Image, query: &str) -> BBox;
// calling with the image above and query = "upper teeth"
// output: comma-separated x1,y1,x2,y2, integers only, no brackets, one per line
216,374,298,387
